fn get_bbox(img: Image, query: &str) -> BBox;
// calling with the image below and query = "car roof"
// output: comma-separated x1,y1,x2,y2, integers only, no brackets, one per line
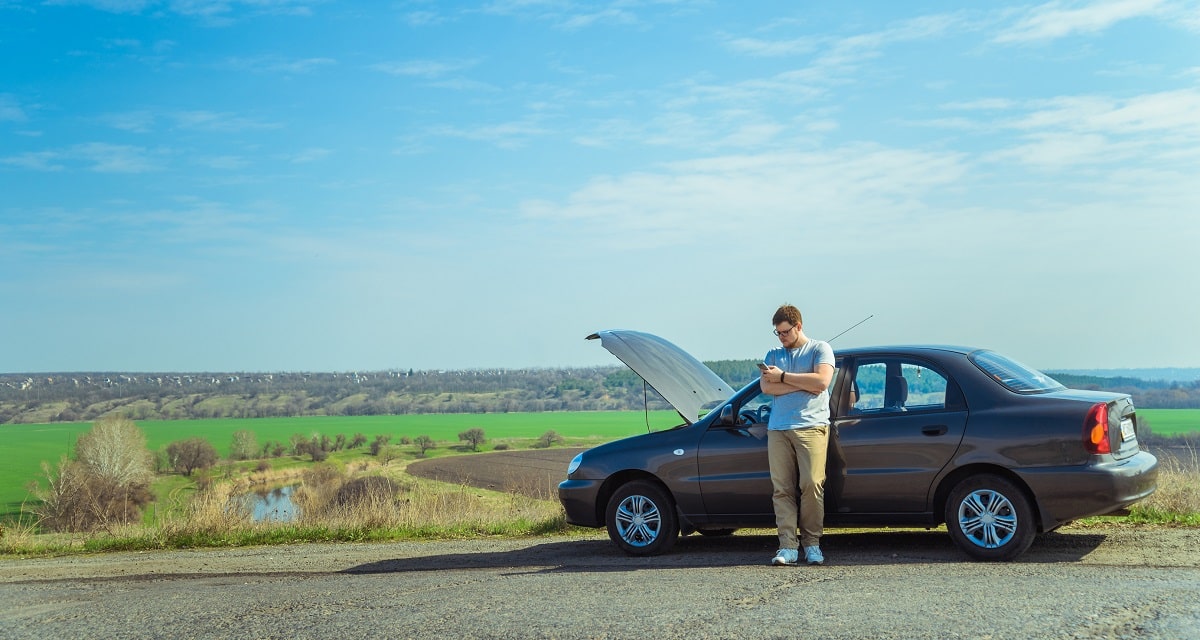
832,345,982,358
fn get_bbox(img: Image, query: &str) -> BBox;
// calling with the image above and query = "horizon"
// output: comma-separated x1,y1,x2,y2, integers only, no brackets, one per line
2,2,1198,373
4,365,1199,384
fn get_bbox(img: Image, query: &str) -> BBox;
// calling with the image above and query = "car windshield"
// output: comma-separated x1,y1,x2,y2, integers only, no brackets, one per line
970,351,1065,393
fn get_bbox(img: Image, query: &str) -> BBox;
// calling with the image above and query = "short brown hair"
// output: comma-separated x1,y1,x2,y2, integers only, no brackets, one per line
772,304,802,327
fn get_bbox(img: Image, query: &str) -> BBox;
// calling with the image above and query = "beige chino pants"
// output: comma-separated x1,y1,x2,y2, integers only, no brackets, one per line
767,426,829,549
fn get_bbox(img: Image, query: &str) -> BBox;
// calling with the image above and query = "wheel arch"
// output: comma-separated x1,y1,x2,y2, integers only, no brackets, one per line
934,464,1045,532
593,470,675,526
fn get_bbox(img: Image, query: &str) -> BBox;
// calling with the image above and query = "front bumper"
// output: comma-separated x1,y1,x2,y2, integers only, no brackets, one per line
558,478,605,528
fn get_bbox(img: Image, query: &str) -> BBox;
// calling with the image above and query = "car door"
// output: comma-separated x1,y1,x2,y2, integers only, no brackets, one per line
695,389,775,521
827,358,967,514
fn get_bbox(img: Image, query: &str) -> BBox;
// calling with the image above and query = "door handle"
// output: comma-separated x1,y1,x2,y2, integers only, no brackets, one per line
922,425,948,436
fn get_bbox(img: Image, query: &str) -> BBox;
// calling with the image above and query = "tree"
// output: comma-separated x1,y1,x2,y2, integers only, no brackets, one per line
289,433,310,456
74,416,153,488
230,430,258,461
31,417,155,532
458,427,486,451
166,438,219,476
369,434,392,456
536,430,565,448
414,435,435,456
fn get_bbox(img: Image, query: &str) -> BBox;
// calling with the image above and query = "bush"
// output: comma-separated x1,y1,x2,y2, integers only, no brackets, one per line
535,430,565,448
255,460,272,472
30,417,157,533
369,434,392,456
458,427,486,451
32,456,154,532
414,435,435,456
167,438,219,476
493,443,510,451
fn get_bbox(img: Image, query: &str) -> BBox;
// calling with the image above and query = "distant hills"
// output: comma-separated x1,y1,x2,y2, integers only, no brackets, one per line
1,361,1197,425
1050,368,1200,383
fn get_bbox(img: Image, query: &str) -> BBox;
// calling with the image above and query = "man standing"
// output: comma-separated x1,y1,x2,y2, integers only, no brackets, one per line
760,303,835,566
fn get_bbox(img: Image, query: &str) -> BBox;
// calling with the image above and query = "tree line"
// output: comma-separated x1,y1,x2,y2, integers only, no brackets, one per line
2,363,1197,424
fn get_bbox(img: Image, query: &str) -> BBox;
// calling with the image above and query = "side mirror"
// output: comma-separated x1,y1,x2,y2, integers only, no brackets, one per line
717,404,736,426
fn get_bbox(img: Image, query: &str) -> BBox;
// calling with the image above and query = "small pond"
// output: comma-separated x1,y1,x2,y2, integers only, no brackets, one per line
242,485,300,523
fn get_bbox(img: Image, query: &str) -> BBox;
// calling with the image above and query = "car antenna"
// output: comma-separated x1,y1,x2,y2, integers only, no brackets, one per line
828,314,873,343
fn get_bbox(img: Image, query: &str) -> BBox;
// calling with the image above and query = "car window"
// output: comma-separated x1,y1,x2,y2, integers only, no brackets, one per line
848,359,952,414
901,363,948,410
739,391,773,424
970,350,1065,393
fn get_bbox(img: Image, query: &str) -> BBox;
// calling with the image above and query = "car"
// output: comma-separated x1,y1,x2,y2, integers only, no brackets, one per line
558,330,1159,561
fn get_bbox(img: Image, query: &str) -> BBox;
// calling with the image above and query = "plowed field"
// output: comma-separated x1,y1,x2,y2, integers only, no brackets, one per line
406,448,586,500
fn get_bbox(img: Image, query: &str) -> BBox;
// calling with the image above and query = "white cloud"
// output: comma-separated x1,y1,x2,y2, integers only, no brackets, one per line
723,35,819,57
0,151,62,171
171,110,282,132
73,143,162,173
1,144,160,173
1010,90,1200,138
522,145,969,250
0,94,29,122
99,110,157,133
222,55,336,74
44,0,155,13
371,59,479,79
286,147,331,164
995,0,1167,43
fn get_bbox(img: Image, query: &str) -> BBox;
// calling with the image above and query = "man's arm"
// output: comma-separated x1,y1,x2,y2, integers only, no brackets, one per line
760,363,834,396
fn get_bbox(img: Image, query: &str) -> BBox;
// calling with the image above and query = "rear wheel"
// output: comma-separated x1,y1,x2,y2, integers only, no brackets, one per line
945,474,1035,561
605,480,679,556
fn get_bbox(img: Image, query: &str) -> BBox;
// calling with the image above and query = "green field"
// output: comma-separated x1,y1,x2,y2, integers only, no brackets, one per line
0,411,681,520
1140,409,1200,438
4,408,1197,524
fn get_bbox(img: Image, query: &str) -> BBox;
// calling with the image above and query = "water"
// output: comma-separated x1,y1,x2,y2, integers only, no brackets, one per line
245,485,300,523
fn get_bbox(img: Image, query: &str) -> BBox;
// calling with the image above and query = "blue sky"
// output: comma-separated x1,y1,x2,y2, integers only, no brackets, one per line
2,0,1198,373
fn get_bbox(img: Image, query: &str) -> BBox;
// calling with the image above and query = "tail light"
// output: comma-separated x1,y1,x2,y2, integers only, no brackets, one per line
1084,402,1111,454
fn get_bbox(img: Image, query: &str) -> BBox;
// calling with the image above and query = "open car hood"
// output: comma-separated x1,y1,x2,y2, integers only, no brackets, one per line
587,330,735,424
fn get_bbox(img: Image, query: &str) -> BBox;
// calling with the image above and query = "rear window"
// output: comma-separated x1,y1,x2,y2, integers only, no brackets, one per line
970,351,1065,393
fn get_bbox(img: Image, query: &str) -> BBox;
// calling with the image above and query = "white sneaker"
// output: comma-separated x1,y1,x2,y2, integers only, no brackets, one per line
803,545,824,565
771,548,799,565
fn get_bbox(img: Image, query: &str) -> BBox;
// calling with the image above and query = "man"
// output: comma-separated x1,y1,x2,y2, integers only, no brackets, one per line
760,303,835,566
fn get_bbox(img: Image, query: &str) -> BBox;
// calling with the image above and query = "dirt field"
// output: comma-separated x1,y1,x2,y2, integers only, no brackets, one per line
406,447,585,500
406,445,1194,499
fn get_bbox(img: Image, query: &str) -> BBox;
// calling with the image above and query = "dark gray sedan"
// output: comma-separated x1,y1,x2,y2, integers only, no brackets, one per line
558,330,1159,561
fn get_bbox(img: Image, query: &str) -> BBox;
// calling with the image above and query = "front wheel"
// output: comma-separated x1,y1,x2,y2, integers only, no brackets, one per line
605,480,679,556
944,474,1035,561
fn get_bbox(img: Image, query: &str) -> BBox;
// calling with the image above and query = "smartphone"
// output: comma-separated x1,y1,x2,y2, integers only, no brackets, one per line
756,362,769,371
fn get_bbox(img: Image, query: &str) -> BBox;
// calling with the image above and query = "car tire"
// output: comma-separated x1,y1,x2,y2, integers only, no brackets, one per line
605,480,679,556
945,474,1035,561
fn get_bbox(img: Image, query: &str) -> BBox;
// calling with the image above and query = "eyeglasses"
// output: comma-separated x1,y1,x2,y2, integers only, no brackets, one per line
773,325,797,337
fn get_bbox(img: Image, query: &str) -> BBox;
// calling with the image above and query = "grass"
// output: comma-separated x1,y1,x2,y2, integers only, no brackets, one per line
2,410,1197,556
0,455,578,556
1140,409,1200,438
0,411,680,519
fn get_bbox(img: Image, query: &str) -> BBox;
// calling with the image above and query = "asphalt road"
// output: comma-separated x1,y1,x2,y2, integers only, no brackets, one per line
2,526,1198,639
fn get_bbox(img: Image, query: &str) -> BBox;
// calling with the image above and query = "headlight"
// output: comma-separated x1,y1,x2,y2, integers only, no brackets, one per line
567,452,583,476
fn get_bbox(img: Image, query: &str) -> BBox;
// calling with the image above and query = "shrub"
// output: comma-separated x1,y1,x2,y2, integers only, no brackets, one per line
369,434,392,456
536,430,565,448
167,438,219,476
230,430,258,461
458,427,486,451
414,435,435,456
493,443,510,451
255,460,272,472
31,456,154,532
